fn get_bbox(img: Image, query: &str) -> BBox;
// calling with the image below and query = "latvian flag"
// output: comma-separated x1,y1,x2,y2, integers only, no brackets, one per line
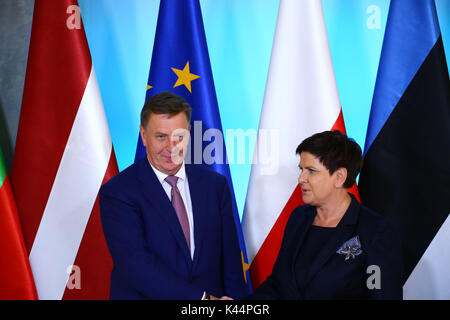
358,0,450,299
11,0,118,299
242,0,358,289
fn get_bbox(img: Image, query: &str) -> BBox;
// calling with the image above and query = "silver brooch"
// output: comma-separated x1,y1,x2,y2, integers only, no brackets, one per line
337,236,362,260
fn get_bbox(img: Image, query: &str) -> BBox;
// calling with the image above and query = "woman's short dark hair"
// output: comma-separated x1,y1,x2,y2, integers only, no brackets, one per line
141,91,192,128
296,130,363,188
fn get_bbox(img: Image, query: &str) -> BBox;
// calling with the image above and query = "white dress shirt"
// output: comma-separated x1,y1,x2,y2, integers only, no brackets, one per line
148,160,195,259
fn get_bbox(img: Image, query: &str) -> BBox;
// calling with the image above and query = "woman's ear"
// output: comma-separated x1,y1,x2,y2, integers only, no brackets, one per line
334,167,348,188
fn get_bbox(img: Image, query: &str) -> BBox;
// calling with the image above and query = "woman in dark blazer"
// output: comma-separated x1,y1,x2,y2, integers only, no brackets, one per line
250,130,403,300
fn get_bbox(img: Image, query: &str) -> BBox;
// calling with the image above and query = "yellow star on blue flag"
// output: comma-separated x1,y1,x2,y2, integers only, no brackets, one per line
171,61,200,93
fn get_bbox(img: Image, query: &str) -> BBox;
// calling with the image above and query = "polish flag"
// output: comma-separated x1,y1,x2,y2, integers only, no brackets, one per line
242,0,359,289
11,0,118,299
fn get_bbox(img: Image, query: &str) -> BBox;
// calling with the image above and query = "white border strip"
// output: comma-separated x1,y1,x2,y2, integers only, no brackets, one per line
29,68,112,300
242,0,341,264
403,213,450,299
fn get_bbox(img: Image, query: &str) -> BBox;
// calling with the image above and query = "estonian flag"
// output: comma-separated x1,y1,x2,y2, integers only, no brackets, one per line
134,0,252,292
359,0,450,299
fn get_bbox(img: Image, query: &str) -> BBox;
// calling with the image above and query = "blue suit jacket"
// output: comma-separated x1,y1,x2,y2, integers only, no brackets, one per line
250,195,403,300
99,158,246,300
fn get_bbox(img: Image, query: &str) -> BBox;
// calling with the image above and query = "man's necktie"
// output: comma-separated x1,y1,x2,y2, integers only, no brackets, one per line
165,175,190,250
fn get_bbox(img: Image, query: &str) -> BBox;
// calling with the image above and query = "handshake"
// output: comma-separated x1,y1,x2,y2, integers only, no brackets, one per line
203,293,233,300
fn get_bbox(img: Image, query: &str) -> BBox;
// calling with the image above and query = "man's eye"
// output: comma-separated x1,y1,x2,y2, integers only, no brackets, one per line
174,135,184,141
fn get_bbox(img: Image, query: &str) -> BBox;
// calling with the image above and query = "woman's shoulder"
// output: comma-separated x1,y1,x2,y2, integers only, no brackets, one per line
290,203,314,218
286,204,315,227
356,202,398,242
358,203,385,224
358,202,398,229
279,204,314,238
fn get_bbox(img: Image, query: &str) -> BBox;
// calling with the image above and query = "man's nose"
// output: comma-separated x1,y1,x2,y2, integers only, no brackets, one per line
168,134,184,151
166,137,178,151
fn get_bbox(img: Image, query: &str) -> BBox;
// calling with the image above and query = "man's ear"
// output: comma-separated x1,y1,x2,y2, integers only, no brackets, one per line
334,167,348,188
139,125,147,147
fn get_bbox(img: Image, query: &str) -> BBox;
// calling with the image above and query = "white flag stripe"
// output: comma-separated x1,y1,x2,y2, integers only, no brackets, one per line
403,213,450,300
29,68,112,299
243,0,341,265
243,0,341,263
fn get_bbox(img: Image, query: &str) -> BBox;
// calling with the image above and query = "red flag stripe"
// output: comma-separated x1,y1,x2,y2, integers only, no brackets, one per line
0,176,38,299
63,151,118,299
12,0,119,299
11,0,91,253
249,185,303,289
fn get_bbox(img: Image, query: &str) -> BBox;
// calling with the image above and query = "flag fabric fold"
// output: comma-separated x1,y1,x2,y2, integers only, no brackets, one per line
135,0,252,292
11,0,118,299
359,0,450,299
0,146,37,299
242,0,358,290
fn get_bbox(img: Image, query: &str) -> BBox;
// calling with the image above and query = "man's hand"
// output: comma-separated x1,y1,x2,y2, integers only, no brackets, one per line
204,294,233,300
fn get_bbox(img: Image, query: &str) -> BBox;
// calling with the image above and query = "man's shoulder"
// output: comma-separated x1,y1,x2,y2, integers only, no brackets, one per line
186,164,227,183
100,159,144,195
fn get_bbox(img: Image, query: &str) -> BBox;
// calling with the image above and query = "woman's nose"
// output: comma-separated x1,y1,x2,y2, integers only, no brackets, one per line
298,171,307,184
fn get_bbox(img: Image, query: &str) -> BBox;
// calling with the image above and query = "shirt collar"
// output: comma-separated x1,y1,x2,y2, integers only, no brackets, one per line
147,157,186,184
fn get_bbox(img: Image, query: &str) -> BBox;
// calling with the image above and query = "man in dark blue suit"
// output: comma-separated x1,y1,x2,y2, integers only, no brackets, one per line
99,92,246,300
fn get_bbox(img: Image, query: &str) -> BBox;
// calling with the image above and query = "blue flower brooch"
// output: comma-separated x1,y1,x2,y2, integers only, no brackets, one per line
336,236,362,260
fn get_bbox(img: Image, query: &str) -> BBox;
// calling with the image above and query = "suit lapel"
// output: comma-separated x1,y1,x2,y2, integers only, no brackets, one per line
304,196,360,287
137,158,192,264
288,207,315,298
291,207,316,272
185,164,205,267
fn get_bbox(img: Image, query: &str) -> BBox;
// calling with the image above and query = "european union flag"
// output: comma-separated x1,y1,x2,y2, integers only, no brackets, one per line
135,0,252,292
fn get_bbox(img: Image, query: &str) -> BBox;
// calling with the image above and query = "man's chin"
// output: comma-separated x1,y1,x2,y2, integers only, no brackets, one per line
161,162,183,175
148,157,183,175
